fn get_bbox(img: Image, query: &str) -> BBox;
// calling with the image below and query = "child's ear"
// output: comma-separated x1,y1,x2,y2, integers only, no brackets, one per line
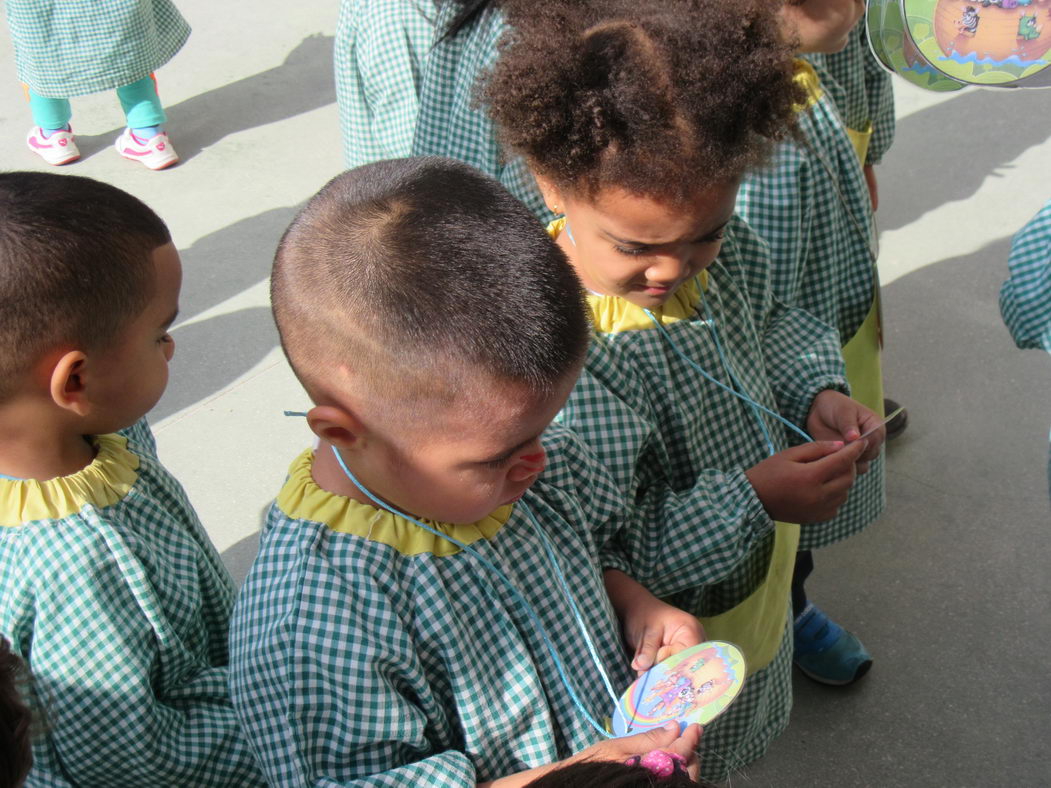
307,405,367,451
533,173,566,216
48,350,92,417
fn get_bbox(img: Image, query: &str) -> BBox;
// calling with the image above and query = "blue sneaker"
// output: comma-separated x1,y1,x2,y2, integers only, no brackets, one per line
793,603,872,685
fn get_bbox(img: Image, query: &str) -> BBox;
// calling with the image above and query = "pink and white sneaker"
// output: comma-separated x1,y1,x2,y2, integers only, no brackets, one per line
26,126,80,166
114,128,179,170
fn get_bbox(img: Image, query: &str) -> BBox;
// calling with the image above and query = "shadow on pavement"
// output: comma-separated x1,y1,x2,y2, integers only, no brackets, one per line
879,88,1051,233
72,34,335,162
739,235,1051,787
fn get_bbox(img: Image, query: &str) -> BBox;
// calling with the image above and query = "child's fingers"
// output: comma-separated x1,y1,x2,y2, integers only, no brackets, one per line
667,723,703,779
632,625,661,673
812,440,865,482
782,440,844,463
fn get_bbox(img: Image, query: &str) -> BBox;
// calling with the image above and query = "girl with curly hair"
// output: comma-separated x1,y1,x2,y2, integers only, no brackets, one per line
485,0,886,779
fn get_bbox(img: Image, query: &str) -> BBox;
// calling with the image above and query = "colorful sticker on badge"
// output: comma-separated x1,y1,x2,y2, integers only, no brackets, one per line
611,641,746,736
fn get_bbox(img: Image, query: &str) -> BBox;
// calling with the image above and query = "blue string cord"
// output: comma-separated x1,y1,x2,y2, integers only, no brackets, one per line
642,281,814,457
329,444,616,738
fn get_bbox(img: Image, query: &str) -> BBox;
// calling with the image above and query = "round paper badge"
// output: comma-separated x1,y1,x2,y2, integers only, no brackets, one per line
611,641,746,737
867,0,968,90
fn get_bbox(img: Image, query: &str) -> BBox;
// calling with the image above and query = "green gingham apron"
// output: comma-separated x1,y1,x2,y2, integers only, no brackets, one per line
229,425,637,786
0,420,263,786
736,60,886,551
557,217,849,782
5,0,190,97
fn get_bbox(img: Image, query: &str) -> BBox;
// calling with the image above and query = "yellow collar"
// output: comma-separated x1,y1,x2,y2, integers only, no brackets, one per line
546,217,707,333
276,449,514,556
0,433,140,527
793,59,823,111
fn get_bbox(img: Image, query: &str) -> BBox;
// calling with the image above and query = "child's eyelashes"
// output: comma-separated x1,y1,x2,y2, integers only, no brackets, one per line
613,236,724,257
614,245,648,257
157,333,173,345
483,455,513,470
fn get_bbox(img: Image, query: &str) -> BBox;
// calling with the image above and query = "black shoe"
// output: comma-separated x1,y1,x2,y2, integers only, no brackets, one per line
883,398,908,441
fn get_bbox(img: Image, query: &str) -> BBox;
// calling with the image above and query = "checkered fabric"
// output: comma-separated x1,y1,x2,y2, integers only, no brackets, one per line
335,0,437,167
0,419,263,787
805,20,896,166
558,216,848,778
229,425,637,786
1000,200,1051,495
736,60,885,550
698,614,793,783
4,0,190,97
1001,200,1051,354
335,0,552,219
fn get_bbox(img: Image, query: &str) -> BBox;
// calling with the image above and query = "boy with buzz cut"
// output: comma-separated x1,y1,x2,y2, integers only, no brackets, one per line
229,156,712,786
0,171,263,786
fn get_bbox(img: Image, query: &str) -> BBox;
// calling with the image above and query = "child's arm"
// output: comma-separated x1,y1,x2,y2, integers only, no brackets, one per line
603,569,704,673
1000,200,1051,353
8,527,262,786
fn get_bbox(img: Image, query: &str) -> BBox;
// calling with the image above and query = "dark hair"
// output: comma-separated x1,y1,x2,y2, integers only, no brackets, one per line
525,759,714,788
441,0,495,40
0,172,170,401
0,639,32,786
271,156,589,401
484,0,802,204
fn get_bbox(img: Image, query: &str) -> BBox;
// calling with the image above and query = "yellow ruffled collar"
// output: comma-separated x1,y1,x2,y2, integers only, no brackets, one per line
547,217,708,333
276,449,514,556
793,59,824,111
0,433,140,527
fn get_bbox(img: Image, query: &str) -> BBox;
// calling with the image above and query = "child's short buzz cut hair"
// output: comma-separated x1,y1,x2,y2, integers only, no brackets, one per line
271,157,589,407
0,172,171,402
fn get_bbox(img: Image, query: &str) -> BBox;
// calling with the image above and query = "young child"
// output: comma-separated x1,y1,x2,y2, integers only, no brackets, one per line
1000,199,1051,496
734,0,886,686
6,0,186,169
0,173,262,785
484,0,885,779
525,753,712,787
229,156,710,785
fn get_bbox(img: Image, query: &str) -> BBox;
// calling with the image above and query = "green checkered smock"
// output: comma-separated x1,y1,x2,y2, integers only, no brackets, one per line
999,200,1051,494
4,0,190,97
805,20,896,166
335,0,552,219
0,420,264,787
736,60,885,551
229,425,637,786
557,217,849,782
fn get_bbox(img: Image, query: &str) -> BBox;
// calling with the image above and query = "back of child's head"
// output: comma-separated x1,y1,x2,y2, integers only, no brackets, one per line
271,156,589,409
524,759,714,788
485,0,802,203
0,172,171,403
0,638,32,786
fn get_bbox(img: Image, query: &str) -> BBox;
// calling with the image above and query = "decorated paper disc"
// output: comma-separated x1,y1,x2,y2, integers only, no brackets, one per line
611,641,746,737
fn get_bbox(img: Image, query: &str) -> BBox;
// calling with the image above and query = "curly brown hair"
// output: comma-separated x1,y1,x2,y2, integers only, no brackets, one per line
483,0,803,203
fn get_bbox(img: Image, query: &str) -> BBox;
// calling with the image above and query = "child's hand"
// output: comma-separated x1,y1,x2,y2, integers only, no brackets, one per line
806,389,885,472
623,595,705,674
863,164,878,211
745,440,865,523
572,722,703,780
603,570,704,673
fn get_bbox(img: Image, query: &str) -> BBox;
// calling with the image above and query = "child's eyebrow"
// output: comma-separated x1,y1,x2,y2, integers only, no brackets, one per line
601,219,730,247
479,432,544,464
160,308,180,329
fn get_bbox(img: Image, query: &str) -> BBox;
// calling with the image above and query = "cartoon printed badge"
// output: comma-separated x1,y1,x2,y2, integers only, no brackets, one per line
903,0,1051,85
868,0,968,90
612,641,746,736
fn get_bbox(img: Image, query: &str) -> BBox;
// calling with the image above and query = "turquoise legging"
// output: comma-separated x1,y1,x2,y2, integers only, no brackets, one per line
28,76,166,130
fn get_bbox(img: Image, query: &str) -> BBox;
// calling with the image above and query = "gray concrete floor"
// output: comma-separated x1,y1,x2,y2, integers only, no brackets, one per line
1,4,1049,786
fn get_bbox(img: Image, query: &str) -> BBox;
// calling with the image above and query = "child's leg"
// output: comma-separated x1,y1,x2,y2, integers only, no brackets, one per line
25,89,79,165
116,76,166,137
113,76,178,170
27,90,72,134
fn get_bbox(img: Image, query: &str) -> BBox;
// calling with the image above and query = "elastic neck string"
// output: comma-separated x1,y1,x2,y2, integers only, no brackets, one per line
329,444,616,738
564,218,576,246
0,473,21,481
642,282,813,456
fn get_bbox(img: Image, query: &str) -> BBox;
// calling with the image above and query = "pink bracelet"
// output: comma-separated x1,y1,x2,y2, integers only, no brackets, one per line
625,749,687,779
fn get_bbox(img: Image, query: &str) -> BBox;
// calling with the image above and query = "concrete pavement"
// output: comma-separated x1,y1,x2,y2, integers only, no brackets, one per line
1,4,1048,785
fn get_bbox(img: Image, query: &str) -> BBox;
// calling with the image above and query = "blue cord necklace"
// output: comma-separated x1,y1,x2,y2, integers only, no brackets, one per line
328,443,618,738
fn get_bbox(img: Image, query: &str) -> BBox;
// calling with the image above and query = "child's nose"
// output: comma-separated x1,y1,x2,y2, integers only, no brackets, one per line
648,251,692,284
507,450,546,482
